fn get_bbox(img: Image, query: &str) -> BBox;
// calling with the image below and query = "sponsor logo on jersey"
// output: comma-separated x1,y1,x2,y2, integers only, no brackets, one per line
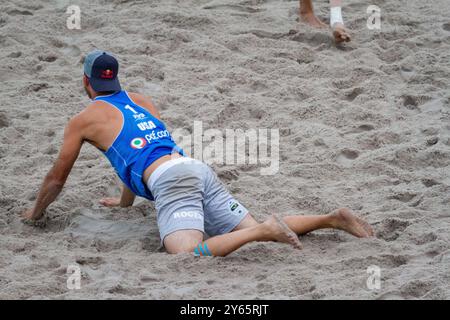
130,137,147,149
144,129,170,143
137,120,157,131
133,113,147,121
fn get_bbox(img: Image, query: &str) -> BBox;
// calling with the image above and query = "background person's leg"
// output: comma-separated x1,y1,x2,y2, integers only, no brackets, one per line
329,0,351,43
299,0,327,27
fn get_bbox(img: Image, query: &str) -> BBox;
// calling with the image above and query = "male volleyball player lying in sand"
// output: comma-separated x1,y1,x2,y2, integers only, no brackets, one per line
300,0,351,43
21,50,372,257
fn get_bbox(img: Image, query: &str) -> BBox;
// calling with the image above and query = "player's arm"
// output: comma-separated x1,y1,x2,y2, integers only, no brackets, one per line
99,184,136,208
22,116,84,221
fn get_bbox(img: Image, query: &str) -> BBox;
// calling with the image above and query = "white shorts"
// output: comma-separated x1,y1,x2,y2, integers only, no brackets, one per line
147,158,248,244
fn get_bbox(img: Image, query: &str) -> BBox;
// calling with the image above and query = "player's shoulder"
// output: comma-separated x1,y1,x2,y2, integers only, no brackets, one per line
69,100,105,126
127,92,159,117
79,99,114,119
127,92,153,105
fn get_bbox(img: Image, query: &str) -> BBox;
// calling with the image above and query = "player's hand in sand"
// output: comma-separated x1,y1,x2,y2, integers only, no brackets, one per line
99,197,121,207
332,23,350,43
99,185,136,208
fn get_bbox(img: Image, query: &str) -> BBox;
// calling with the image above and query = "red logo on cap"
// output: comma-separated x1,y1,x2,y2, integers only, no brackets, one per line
101,69,114,79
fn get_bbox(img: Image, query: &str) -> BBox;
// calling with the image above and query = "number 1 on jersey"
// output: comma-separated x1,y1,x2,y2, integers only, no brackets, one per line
125,104,138,114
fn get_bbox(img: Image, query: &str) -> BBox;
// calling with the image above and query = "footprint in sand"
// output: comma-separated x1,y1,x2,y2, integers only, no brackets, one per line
403,95,420,110
389,192,417,203
0,17,8,28
421,178,439,188
28,83,49,93
217,169,240,182
7,52,22,58
400,280,435,299
6,9,33,16
254,274,267,281
413,232,438,245
0,113,9,129
355,124,375,132
336,149,359,166
43,129,56,137
388,191,422,208
75,256,105,269
345,87,364,102
248,107,267,120
38,55,58,63
402,95,432,112
376,218,410,241
379,254,409,268
108,284,145,296
426,137,439,146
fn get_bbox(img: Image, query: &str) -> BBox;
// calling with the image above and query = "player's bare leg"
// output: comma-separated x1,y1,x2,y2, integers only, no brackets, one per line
164,214,302,257
284,208,373,237
234,209,373,238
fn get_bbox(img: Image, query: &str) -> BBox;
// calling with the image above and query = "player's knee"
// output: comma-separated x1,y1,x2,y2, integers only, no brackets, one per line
164,230,204,254
166,239,201,254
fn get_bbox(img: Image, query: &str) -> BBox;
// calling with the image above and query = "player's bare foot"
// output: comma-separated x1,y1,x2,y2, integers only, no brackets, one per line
300,12,327,28
262,214,303,249
330,208,373,238
332,24,351,43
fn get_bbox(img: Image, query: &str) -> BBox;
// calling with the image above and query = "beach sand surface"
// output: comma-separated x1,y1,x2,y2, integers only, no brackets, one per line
0,0,449,299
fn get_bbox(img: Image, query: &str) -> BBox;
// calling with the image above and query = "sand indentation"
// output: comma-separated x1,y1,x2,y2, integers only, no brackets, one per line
376,218,410,241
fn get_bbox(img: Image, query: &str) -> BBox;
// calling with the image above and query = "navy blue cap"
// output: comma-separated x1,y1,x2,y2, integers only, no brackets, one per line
84,50,121,92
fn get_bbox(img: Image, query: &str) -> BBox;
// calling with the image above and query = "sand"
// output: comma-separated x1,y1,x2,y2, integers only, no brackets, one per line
1,0,450,300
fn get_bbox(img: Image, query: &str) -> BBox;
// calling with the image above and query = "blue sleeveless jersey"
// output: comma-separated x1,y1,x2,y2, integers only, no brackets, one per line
94,91,184,200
